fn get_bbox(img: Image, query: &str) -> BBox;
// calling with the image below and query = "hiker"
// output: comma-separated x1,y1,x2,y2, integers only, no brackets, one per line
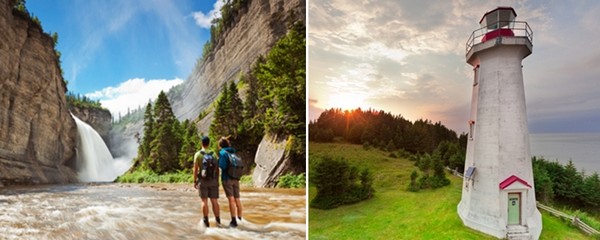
193,136,221,227
218,136,243,227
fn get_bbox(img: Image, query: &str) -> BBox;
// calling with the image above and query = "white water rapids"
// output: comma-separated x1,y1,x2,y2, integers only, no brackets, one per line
0,184,306,239
72,114,131,182
0,115,307,239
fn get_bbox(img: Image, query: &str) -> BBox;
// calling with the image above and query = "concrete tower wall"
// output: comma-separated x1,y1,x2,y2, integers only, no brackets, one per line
458,42,542,239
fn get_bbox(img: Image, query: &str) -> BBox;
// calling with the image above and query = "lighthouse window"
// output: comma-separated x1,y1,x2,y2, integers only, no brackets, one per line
468,120,475,140
473,65,479,86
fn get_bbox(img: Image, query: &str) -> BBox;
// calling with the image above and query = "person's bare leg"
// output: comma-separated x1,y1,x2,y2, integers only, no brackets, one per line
210,198,220,225
228,196,237,218
201,198,209,226
235,198,242,220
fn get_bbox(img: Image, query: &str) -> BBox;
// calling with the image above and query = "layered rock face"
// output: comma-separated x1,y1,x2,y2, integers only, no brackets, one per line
70,107,111,145
172,0,305,134
252,134,293,187
0,0,77,185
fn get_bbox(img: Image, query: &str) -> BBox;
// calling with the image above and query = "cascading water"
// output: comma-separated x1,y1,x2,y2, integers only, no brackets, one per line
72,114,131,182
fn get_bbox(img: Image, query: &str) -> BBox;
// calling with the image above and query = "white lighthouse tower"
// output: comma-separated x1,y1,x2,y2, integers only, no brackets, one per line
457,7,542,239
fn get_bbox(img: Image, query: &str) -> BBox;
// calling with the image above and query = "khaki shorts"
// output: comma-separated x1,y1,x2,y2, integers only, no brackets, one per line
199,181,219,199
223,179,240,198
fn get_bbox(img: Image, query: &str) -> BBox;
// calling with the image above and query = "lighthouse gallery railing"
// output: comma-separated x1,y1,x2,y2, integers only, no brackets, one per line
466,21,533,54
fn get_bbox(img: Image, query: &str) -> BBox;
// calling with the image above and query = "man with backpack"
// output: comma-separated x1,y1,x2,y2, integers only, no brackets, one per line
193,136,221,228
218,136,244,228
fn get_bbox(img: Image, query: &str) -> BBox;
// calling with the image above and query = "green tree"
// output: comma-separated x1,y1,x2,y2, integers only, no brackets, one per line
178,120,200,170
229,81,244,138
136,102,154,169
256,23,306,136
582,173,600,208
430,150,450,188
310,155,374,209
408,170,420,192
148,91,180,173
210,83,231,138
556,160,584,204
533,163,554,202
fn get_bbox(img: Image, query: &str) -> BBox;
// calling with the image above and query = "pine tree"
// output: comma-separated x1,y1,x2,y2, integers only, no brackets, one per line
178,120,200,170
148,91,180,173
136,102,154,169
210,83,231,138
229,81,244,138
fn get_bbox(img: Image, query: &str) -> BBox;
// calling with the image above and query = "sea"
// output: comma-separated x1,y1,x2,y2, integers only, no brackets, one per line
529,133,600,175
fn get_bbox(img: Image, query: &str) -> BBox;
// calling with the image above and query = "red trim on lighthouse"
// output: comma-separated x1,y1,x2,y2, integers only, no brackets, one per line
499,175,531,189
481,29,515,42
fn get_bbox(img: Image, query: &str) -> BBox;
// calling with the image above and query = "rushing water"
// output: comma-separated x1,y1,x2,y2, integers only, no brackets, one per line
72,115,130,182
0,183,306,240
530,133,600,174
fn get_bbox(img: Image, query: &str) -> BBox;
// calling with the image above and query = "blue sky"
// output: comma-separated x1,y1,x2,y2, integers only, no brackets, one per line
309,0,600,133
27,0,223,118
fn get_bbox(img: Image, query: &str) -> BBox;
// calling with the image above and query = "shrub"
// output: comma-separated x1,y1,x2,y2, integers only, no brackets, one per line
116,169,193,183
277,173,306,188
310,155,374,209
407,170,420,192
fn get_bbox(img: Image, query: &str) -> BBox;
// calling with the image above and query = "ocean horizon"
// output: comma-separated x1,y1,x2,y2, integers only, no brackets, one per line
530,133,600,175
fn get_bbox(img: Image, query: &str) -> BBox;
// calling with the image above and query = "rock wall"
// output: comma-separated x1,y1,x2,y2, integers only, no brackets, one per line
252,134,292,187
0,0,77,185
70,106,111,145
172,0,305,135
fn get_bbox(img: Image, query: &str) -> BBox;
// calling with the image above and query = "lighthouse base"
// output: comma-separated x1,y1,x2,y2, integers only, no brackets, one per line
457,202,542,239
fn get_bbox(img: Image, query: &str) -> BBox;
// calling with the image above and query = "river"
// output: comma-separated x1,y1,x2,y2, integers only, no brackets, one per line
0,183,306,240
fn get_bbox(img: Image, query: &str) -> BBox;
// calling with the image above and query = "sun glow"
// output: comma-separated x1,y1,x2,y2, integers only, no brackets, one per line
327,93,366,110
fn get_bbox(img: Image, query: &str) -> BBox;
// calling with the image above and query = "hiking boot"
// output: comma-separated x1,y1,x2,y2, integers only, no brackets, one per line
203,217,209,227
230,219,238,228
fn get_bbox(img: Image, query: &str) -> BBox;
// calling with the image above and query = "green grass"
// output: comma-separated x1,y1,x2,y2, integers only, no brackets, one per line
309,142,593,239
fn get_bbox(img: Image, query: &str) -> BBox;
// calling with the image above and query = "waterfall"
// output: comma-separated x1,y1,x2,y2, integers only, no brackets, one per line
72,114,131,182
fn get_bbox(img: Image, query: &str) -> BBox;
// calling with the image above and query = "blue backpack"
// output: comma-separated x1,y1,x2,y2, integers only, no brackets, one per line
226,152,244,180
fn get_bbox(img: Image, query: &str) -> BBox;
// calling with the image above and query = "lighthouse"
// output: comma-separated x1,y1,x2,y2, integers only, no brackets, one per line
457,7,542,239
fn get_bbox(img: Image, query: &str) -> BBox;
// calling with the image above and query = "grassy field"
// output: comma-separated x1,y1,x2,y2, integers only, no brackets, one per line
308,142,592,240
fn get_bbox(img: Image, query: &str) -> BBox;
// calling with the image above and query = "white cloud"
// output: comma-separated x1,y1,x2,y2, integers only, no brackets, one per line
86,78,184,119
192,0,225,28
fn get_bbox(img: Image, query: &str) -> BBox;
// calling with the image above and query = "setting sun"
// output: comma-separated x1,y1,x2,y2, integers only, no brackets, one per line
327,93,366,110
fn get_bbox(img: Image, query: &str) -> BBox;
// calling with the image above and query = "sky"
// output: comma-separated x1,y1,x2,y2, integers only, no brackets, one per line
27,0,224,119
309,0,600,134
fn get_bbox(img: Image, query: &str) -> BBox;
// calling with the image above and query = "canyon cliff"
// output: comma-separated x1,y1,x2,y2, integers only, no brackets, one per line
172,0,305,133
0,0,77,185
70,107,112,145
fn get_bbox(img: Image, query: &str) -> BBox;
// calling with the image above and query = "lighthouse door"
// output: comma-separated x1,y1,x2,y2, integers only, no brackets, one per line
507,193,521,225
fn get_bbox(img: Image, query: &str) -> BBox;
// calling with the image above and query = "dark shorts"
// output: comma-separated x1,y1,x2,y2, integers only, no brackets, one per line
199,181,219,199
223,179,240,198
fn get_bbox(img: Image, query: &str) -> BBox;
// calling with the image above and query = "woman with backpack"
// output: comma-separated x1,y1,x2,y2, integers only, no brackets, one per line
193,136,221,228
218,136,244,228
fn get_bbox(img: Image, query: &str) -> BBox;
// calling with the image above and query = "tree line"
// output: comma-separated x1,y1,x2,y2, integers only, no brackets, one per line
309,108,463,154
533,157,600,213
66,92,107,111
129,91,199,174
